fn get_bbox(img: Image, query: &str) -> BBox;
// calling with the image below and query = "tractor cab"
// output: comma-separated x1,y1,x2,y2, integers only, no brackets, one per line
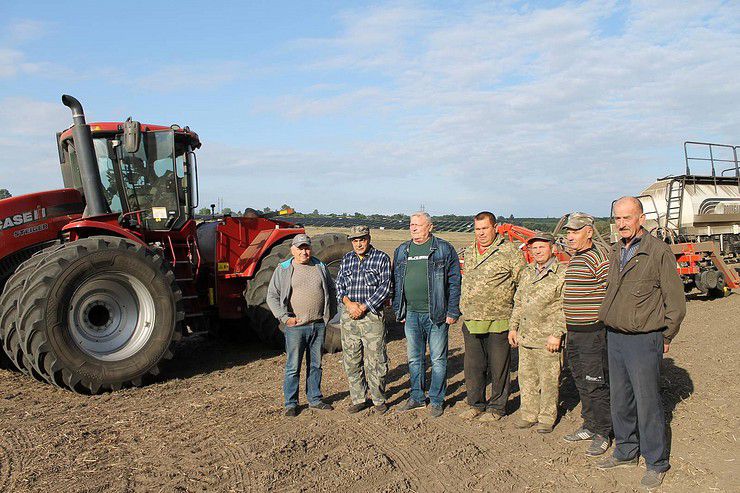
58,121,201,231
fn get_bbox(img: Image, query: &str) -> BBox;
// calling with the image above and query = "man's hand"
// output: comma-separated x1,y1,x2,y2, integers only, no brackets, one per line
343,298,365,319
508,330,518,348
446,316,458,325
663,343,670,354
286,317,303,327
546,334,562,353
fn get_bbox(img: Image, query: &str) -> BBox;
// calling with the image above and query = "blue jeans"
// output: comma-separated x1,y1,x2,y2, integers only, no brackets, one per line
404,311,449,407
284,322,325,408
608,329,669,472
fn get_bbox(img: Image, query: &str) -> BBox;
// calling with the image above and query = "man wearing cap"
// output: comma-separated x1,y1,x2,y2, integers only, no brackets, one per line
596,197,686,490
562,212,612,456
392,211,461,417
458,211,526,422
508,232,566,434
335,226,393,414
266,234,338,417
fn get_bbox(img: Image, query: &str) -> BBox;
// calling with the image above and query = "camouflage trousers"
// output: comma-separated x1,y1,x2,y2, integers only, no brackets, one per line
518,346,562,426
340,310,388,405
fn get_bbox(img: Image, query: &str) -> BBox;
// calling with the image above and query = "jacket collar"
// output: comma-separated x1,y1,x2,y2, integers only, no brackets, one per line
467,234,505,269
280,256,323,269
404,235,438,253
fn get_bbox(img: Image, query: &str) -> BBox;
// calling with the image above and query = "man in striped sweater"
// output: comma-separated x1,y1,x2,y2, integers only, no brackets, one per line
562,212,613,456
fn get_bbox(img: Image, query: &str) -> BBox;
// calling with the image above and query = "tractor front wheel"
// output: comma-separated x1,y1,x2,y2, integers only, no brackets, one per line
15,236,183,393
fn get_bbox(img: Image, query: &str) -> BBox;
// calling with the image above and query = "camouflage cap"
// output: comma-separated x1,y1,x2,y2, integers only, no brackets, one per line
564,212,595,230
526,231,554,244
291,234,311,247
347,225,370,239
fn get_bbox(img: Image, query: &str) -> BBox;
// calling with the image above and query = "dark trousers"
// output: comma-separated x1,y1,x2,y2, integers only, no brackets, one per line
462,324,510,415
608,329,669,472
566,326,612,437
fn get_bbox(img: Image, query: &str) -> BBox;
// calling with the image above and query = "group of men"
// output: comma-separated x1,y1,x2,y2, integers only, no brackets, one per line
265,197,686,490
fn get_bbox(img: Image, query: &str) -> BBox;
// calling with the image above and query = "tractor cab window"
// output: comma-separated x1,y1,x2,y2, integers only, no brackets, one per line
92,139,123,213
119,130,181,230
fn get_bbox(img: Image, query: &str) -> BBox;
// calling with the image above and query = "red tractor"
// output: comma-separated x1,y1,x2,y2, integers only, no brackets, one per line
0,95,350,393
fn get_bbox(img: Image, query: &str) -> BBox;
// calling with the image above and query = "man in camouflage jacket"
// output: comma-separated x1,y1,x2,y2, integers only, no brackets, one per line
459,212,526,421
508,232,566,433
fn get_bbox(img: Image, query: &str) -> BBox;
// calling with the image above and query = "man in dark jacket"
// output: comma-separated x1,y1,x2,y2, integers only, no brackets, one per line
392,212,461,417
597,197,686,491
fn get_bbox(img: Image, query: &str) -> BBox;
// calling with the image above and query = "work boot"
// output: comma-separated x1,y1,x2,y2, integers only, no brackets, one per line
347,401,369,414
285,407,297,417
373,403,389,415
640,470,667,490
563,426,595,442
458,407,483,420
398,398,425,412
514,419,537,429
479,411,505,422
585,434,611,456
596,455,639,470
536,422,554,434
309,401,334,411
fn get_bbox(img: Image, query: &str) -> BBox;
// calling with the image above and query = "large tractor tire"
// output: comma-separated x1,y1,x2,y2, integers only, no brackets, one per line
244,233,351,353
15,236,183,393
0,243,64,376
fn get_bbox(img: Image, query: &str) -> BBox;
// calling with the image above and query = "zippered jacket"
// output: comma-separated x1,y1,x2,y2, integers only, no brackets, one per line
510,259,566,348
392,235,461,324
598,231,686,342
266,256,338,326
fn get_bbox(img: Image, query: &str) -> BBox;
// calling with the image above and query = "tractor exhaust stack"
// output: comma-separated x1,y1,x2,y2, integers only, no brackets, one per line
61,94,110,217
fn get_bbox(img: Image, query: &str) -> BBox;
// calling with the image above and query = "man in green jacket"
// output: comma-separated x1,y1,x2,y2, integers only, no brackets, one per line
458,211,526,421
596,197,686,491
508,232,566,434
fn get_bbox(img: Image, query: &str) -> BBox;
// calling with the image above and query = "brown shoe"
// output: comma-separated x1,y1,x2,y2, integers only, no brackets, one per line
514,418,537,429
458,407,483,420
479,411,505,422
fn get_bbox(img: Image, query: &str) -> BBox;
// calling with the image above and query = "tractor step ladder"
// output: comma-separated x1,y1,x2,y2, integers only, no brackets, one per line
664,178,685,234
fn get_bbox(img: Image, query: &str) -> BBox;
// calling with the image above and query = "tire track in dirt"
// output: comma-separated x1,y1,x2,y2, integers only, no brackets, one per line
0,427,33,492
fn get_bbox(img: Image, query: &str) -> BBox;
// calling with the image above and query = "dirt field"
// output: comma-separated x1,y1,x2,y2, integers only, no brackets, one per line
0,228,738,492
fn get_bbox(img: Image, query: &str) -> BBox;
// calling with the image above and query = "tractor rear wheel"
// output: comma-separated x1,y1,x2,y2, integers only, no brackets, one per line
15,236,183,393
244,233,351,353
0,244,63,375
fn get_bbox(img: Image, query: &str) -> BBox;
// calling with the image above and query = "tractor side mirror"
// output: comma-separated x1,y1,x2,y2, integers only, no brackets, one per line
123,117,142,153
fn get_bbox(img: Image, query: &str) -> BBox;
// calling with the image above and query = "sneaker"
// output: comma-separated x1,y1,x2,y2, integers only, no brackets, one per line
479,411,505,422
399,399,425,412
458,407,483,420
429,404,444,418
596,455,639,470
640,470,666,490
563,426,595,442
373,403,389,415
536,423,554,434
347,401,369,414
285,407,297,417
585,434,611,456
309,401,334,411
514,419,537,429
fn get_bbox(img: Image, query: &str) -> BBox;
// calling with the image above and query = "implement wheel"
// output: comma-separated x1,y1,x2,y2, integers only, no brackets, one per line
244,233,351,353
16,236,183,393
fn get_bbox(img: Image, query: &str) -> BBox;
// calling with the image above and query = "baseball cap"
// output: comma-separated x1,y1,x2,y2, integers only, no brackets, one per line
526,231,555,244
347,225,370,239
564,212,595,230
291,234,312,247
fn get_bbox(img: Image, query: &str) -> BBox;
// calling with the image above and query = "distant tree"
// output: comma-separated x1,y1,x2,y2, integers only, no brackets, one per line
222,207,232,215
0,189,11,199
263,207,271,213
312,209,319,215
280,204,292,211
198,207,211,215
497,215,506,223
354,212,366,219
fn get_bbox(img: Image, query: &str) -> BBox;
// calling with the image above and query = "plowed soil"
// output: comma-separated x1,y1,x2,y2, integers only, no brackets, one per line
0,228,737,492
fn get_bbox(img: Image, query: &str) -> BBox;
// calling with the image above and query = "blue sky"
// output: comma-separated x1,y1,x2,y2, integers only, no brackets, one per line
1,0,738,217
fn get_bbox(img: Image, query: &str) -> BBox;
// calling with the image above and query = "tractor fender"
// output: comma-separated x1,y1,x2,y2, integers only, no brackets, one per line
62,218,146,245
